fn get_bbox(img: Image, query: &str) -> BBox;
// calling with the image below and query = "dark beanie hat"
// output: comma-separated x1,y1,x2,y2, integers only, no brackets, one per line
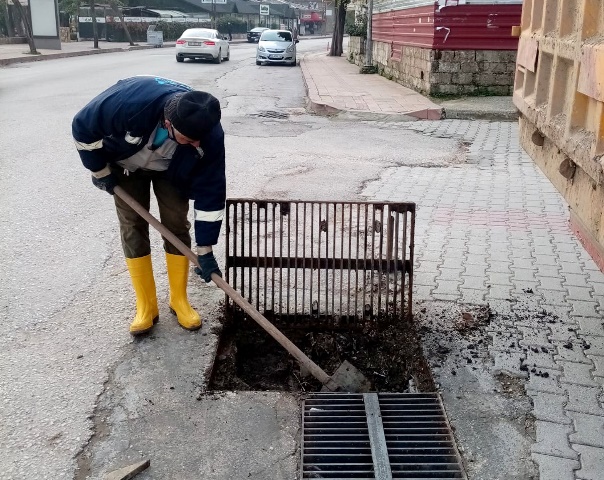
164,91,221,140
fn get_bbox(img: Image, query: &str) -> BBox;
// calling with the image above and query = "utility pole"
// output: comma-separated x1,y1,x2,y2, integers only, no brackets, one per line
360,0,375,73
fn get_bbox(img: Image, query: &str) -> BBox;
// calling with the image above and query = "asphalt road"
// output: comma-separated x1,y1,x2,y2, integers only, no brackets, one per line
0,39,460,479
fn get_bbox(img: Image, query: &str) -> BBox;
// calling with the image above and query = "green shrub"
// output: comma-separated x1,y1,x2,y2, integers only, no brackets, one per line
154,21,212,41
345,13,367,38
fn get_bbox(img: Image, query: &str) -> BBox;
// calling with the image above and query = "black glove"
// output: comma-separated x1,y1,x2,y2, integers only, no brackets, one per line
91,170,118,194
196,252,222,283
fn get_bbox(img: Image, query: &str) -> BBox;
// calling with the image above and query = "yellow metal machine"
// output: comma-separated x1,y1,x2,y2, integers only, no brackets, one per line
513,0,604,270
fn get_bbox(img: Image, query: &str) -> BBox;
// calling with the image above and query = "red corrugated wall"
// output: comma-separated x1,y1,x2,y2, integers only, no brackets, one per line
373,3,522,53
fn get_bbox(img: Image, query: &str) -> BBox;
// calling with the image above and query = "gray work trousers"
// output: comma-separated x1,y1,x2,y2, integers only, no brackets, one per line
111,167,191,259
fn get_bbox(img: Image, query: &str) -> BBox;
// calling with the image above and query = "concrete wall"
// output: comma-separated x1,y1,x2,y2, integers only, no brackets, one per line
514,0,604,270
348,37,517,96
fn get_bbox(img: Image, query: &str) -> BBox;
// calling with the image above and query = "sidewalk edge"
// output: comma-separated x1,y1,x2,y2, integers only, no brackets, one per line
0,44,173,66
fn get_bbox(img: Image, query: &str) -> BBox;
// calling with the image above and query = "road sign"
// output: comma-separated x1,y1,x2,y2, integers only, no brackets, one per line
260,4,270,15
201,0,227,3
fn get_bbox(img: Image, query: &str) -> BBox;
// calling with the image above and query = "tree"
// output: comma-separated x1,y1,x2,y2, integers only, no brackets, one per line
107,0,135,46
329,0,349,57
10,0,37,54
89,0,98,48
1,0,10,37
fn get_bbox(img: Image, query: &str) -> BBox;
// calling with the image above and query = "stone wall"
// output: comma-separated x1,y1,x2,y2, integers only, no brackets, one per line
60,27,71,43
348,37,517,96
0,37,27,45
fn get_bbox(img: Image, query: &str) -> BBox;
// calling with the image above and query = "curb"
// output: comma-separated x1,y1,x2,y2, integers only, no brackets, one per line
0,43,169,66
300,54,443,121
442,108,520,122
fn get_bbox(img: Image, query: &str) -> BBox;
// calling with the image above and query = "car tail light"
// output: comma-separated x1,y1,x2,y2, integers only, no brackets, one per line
204,41,216,46
176,39,185,44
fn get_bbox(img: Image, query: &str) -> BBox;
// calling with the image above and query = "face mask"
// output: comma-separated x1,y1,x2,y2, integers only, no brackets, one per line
169,124,186,145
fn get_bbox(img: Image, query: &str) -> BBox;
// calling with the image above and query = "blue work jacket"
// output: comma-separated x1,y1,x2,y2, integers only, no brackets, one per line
72,76,226,247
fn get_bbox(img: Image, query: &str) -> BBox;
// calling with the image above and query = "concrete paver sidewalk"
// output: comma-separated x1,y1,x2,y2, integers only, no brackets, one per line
301,52,443,120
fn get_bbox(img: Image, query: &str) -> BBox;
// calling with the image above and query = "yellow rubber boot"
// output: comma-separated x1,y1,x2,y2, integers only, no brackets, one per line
125,255,159,335
166,253,201,331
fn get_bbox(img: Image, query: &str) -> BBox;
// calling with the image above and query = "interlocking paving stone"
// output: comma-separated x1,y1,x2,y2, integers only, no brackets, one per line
459,288,487,304
513,268,538,282
488,272,514,286
461,275,486,290
531,453,580,480
518,325,552,347
565,385,604,416
576,317,604,337
438,267,465,281
538,289,572,307
567,286,597,302
492,350,527,378
532,421,579,459
525,349,562,370
537,264,562,277
560,262,586,275
564,274,591,288
538,276,567,291
529,391,571,424
554,342,594,364
588,356,604,378
572,444,604,480
568,411,604,448
559,361,600,388
568,300,600,317
526,367,566,395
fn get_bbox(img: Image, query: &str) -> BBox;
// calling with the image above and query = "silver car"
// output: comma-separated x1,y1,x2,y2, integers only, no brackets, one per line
175,28,230,64
256,29,298,66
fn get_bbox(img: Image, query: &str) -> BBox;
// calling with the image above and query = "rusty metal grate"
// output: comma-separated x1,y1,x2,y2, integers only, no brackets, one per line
301,393,466,479
225,200,415,329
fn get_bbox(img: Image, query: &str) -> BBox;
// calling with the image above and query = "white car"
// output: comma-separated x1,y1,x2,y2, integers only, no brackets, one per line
175,28,230,64
256,29,298,66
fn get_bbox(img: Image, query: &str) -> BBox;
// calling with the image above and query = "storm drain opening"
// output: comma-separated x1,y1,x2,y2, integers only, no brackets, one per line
209,200,434,393
250,110,290,119
302,393,467,479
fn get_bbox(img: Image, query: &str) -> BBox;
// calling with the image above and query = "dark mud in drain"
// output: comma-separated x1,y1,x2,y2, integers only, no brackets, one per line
209,315,435,392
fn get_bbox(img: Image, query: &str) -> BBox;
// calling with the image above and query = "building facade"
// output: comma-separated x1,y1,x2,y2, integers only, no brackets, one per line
349,0,523,96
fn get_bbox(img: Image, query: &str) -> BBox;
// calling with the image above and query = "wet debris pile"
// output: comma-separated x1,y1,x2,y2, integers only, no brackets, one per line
417,303,494,375
209,315,435,393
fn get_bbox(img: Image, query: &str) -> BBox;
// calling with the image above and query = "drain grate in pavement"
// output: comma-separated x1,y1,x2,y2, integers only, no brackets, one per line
302,392,466,479
250,110,290,119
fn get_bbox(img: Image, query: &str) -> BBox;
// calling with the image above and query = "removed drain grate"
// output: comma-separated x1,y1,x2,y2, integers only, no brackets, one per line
250,110,290,119
302,393,466,479
225,200,415,330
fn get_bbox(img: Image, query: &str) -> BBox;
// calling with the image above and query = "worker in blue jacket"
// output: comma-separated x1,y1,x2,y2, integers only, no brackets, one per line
72,76,225,335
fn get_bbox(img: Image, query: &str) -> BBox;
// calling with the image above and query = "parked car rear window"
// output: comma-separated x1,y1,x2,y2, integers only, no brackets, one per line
260,31,292,42
183,29,215,38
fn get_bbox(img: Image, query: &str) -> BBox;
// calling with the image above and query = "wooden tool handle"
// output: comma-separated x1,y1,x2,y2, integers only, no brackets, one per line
113,186,332,385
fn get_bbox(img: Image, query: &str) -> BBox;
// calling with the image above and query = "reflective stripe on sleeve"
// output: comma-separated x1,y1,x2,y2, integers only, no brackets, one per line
195,208,225,222
74,139,104,151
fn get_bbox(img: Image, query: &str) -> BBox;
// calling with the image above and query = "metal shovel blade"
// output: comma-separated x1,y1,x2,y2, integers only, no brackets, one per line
321,360,373,393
